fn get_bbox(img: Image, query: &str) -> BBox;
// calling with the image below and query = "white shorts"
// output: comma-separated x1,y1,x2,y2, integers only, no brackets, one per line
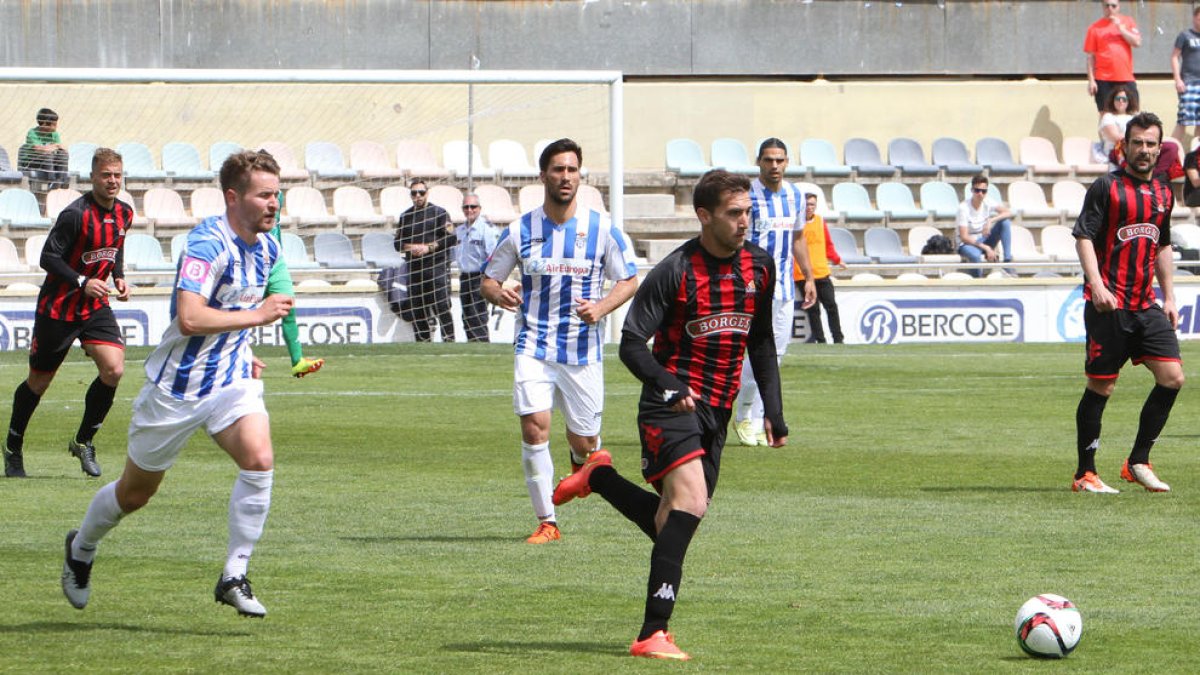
128,378,268,472
513,354,603,436
772,294,794,356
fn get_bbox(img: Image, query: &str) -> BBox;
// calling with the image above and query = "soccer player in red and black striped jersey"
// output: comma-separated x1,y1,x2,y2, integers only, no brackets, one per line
3,148,132,479
1071,111,1183,494
552,170,787,661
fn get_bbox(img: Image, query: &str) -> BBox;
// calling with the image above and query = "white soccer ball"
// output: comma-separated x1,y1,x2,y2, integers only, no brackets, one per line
1014,593,1082,658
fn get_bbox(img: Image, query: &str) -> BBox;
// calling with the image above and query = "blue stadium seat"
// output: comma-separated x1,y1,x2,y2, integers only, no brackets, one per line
0,188,52,229
665,138,710,177
162,142,215,181
975,137,1028,176
280,232,321,270
844,138,896,177
360,232,406,268
305,142,359,181
710,138,758,174
875,182,929,221
313,232,368,269
932,137,983,176
886,138,939,176
918,181,961,220
831,182,884,221
799,139,852,177
209,141,243,173
864,227,919,264
828,227,872,265
116,142,168,181
123,233,175,271
0,147,25,183
67,142,99,178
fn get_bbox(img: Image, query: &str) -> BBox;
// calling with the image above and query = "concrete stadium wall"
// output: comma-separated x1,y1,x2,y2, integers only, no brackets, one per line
2,1,1198,77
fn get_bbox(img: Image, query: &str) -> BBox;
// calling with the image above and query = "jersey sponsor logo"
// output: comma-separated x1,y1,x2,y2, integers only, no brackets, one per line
1116,223,1160,242
181,256,211,283
757,216,795,230
526,257,593,277
215,284,265,306
575,231,589,249
685,312,753,338
81,248,119,265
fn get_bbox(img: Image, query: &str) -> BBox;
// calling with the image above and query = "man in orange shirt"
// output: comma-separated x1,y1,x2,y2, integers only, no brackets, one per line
794,194,846,344
1085,0,1141,115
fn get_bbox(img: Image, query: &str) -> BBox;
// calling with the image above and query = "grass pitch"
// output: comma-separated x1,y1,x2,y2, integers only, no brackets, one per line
2,341,1198,673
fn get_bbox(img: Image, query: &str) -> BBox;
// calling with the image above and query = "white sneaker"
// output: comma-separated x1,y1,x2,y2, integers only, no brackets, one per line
734,419,758,447
61,530,93,609
214,575,267,617
1122,460,1170,492
1071,471,1119,494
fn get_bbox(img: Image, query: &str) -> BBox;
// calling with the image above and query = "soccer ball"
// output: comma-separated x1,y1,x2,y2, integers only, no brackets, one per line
1014,594,1082,658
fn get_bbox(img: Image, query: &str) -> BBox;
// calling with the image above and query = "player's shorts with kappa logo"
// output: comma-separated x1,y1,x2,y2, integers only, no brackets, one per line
1083,303,1181,378
29,307,124,373
637,399,730,498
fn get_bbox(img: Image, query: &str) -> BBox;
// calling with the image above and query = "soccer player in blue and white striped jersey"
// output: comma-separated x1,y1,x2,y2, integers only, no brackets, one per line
483,138,639,544
62,151,294,618
733,138,816,446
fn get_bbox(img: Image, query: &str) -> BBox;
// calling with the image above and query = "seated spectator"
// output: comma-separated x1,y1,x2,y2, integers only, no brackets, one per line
1098,87,1138,164
18,108,68,187
1156,139,1185,184
1184,144,1200,206
956,175,1014,278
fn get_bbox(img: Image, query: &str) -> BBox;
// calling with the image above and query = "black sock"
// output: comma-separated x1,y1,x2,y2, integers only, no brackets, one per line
75,377,117,445
7,381,42,453
1075,388,1109,478
590,465,660,541
1129,384,1180,466
639,510,701,641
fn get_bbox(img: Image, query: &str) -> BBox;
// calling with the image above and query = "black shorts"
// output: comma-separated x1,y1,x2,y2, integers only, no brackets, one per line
637,400,731,498
30,308,125,373
1083,303,1180,378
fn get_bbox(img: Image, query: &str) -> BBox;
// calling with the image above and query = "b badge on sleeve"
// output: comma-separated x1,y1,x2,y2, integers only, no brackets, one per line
180,256,211,284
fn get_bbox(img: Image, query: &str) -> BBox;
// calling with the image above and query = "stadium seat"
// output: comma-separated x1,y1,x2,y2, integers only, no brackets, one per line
170,232,187,262
332,185,385,227
123,233,175,271
313,231,368,269
896,272,928,282
488,139,539,179
800,139,852,177
1061,136,1107,177
474,184,520,223
0,188,52,229
443,140,494,179
208,141,242,173
190,187,225,220
0,147,25,183
831,182,884,221
306,141,358,181
284,186,339,227
350,140,406,180
67,142,99,179
828,227,872,265
710,138,758,174
577,184,608,214
118,189,151,229
1007,180,1061,221
850,272,884,281
908,225,957,264
931,137,983,176
296,278,333,289
45,188,82,222
0,236,30,272
863,227,919,264
24,234,47,269
428,184,466,224
843,138,896,177
143,187,198,230
886,138,939,177
665,138,710,177
1051,181,1087,218
518,184,542,213
280,232,321,270
360,231,406,267
1010,224,1053,263
975,137,1028,176
395,140,451,179
116,142,168,181
1040,225,1080,262
876,182,928,222
796,182,836,221
380,185,414,218
918,181,960,220
942,271,975,281
1018,137,1071,176
258,141,310,181
162,141,215,181
1172,222,1200,250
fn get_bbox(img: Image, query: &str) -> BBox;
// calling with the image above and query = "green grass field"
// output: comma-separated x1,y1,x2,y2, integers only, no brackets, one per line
2,341,1199,673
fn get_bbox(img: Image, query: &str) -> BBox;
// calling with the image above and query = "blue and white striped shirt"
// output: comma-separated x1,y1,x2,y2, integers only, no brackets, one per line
144,215,281,401
748,178,807,303
485,206,638,365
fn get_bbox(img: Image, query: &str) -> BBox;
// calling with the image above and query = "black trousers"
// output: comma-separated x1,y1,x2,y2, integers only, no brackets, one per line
801,277,843,344
406,264,454,342
459,272,490,343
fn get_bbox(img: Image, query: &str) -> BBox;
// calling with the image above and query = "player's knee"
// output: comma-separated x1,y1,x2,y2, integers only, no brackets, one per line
25,371,54,396
116,484,156,512
1161,369,1185,390
98,362,124,386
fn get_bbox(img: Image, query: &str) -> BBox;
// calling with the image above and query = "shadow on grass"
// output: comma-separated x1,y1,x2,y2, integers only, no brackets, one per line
919,486,1062,494
0,620,252,638
442,640,627,657
341,535,515,544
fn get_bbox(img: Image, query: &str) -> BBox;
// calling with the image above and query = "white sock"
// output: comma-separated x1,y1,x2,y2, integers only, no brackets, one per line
224,469,273,580
521,442,555,522
569,436,600,466
74,481,125,563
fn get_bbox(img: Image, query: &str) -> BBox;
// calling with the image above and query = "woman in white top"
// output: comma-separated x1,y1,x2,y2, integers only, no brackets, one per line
1098,86,1139,162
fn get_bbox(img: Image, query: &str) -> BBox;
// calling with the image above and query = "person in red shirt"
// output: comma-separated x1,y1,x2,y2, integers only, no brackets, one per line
793,193,846,343
1084,0,1142,115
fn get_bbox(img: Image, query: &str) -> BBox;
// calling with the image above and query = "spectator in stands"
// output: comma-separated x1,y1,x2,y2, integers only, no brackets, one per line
394,179,456,342
1171,7,1200,144
1098,86,1138,164
795,193,845,344
1085,0,1141,117
956,175,1014,278
18,108,68,187
455,193,498,342
1183,144,1200,206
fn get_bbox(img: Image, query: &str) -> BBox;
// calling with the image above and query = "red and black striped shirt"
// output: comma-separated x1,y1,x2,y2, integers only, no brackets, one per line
621,238,779,412
1073,169,1173,310
37,193,131,321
